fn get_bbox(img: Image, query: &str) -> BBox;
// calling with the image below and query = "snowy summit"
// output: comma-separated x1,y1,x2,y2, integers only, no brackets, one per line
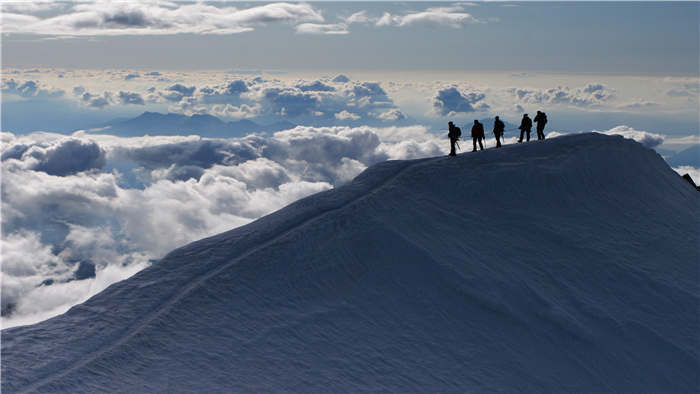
2,133,698,392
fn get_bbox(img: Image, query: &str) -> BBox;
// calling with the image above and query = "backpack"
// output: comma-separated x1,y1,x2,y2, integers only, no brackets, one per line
454,126,462,140
542,113,548,124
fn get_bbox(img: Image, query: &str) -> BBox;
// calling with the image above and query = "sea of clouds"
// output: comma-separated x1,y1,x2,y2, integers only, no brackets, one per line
3,121,692,328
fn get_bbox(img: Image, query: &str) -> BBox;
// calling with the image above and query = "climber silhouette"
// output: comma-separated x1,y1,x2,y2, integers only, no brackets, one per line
493,116,505,148
534,111,547,140
518,114,532,143
471,120,484,152
447,121,461,156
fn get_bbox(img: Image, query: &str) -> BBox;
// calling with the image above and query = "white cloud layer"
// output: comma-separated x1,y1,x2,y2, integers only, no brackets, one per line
377,5,484,28
2,1,325,35
593,125,664,148
673,166,700,186
295,23,349,35
509,83,615,108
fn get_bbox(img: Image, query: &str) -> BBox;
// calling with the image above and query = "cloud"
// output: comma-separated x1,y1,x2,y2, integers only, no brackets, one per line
343,10,371,24
509,83,615,108
433,86,489,116
262,88,321,117
297,81,335,92
335,110,361,120
5,74,402,124
124,72,140,81
80,91,112,108
209,103,263,119
2,136,106,176
377,6,484,28
161,83,197,102
72,86,114,108
378,109,407,121
616,101,659,111
2,2,325,36
663,135,700,146
197,80,248,104
593,125,664,148
672,166,700,186
295,23,349,35
2,78,64,98
666,83,699,98
118,91,145,105
0,1,66,13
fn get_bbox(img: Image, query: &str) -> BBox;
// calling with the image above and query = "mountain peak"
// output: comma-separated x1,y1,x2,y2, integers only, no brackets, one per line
3,133,698,393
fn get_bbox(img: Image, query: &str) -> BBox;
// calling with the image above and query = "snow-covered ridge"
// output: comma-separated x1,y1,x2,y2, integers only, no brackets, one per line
2,133,698,392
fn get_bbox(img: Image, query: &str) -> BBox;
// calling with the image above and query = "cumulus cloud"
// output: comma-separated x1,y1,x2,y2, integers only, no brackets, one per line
433,86,489,115
209,103,263,119
343,10,371,24
4,73,405,125
2,2,325,36
377,5,484,28
666,83,699,98
509,83,615,108
72,85,116,108
79,91,113,108
261,87,320,117
2,78,64,98
160,83,197,102
0,125,446,327
335,110,360,120
297,81,335,92
377,109,407,121
593,125,664,148
296,23,349,35
118,91,145,105
663,135,700,146
0,1,66,13
124,72,140,81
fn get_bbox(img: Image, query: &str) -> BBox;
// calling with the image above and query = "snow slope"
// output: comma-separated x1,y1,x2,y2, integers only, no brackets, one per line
2,133,699,393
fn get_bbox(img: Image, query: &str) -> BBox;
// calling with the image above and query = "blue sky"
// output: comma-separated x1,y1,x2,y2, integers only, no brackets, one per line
2,2,698,74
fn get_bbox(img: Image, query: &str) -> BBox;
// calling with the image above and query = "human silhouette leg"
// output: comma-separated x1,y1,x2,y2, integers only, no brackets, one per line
449,139,456,156
472,137,477,152
478,137,484,150
518,129,524,143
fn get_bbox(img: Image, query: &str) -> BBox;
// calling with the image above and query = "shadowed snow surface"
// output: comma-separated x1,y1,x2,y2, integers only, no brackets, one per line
2,133,699,393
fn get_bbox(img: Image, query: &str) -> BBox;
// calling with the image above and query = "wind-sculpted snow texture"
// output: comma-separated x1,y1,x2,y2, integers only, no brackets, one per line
2,133,699,393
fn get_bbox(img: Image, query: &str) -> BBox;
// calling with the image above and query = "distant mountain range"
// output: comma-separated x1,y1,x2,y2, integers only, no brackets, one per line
666,145,700,167
99,112,296,138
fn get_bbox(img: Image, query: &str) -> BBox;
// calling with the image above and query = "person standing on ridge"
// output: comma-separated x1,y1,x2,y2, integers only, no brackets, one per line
534,110,547,140
493,116,505,148
447,121,461,156
518,113,532,143
471,119,485,152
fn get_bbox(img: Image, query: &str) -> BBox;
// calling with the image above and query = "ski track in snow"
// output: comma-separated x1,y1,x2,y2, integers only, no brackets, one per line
18,156,438,393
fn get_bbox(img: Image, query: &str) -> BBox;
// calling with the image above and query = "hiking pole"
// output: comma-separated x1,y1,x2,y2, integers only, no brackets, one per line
455,141,461,151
